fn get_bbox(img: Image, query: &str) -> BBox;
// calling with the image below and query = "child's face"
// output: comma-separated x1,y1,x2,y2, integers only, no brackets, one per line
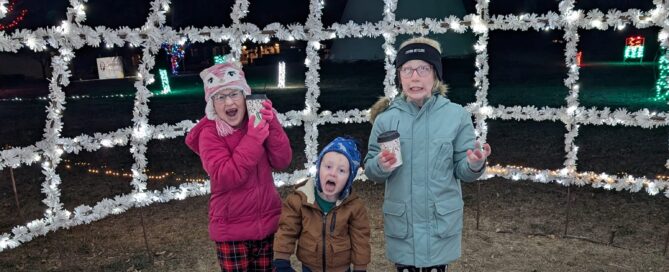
399,59,435,105
212,89,247,128
318,152,350,201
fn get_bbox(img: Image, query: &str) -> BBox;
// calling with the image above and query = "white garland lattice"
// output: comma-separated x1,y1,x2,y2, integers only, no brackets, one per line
1,0,669,252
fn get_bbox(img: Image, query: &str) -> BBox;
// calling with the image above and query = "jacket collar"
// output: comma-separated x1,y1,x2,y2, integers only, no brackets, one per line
389,92,450,115
296,178,354,208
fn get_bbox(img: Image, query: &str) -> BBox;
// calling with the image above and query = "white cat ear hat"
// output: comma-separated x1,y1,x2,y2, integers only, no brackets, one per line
199,60,252,136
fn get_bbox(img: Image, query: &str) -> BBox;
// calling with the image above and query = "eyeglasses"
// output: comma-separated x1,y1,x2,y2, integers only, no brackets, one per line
212,90,243,102
398,65,433,78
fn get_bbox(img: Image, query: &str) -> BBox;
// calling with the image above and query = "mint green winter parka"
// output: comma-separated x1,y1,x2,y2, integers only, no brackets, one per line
364,92,484,267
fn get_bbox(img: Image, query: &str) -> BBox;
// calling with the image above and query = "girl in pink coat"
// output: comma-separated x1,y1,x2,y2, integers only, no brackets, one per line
185,60,292,271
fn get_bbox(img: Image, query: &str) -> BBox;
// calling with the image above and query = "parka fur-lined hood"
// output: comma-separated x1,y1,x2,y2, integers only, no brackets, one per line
368,85,449,124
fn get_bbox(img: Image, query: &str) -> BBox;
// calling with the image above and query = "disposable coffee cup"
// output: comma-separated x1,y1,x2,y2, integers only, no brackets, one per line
246,94,267,127
377,130,402,168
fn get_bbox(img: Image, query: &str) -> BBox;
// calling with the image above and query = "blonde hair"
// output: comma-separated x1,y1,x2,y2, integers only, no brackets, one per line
433,76,448,95
398,37,447,95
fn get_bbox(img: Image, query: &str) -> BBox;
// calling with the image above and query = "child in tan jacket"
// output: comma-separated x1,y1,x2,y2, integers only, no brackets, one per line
273,136,371,272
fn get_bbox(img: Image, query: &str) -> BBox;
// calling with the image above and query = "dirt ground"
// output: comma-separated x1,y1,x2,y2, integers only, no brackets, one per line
1,178,669,272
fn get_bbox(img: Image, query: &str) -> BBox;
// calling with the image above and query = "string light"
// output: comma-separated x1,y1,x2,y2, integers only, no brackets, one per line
277,61,286,88
59,159,209,183
0,0,27,31
213,55,226,64
161,42,187,75
158,69,171,94
0,93,134,102
623,36,645,62
654,50,669,101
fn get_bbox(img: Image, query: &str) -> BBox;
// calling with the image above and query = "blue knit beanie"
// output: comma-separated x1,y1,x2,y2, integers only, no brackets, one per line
315,137,362,200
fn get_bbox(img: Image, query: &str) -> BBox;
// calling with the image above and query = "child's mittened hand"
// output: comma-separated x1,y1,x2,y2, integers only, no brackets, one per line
378,150,397,172
260,100,274,124
247,115,269,143
272,259,295,272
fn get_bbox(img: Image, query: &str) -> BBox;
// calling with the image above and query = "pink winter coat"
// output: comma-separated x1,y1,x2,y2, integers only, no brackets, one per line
185,116,292,242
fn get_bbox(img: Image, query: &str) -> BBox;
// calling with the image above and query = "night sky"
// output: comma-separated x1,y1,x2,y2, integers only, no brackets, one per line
3,0,658,30
0,0,663,65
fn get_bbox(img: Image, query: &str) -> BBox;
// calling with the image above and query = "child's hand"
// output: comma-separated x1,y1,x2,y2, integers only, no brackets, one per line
466,141,491,171
260,99,275,124
246,115,269,143
378,150,397,172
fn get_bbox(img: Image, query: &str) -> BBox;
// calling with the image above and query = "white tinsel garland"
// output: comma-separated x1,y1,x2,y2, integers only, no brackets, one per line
472,0,490,144
2,0,669,253
301,0,325,170
381,0,398,98
560,0,581,173
0,0,7,20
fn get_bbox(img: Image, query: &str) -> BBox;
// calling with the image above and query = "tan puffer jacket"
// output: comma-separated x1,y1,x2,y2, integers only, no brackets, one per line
273,178,371,272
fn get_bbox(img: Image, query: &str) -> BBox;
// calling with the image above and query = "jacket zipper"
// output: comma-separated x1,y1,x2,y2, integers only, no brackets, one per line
322,212,327,272
329,211,337,237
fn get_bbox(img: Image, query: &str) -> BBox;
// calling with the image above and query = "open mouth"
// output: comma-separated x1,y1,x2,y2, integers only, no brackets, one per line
225,108,238,117
409,87,424,92
325,180,336,191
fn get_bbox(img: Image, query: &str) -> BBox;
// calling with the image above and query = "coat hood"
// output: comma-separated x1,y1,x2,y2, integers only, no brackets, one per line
185,117,214,155
295,178,357,207
368,85,450,124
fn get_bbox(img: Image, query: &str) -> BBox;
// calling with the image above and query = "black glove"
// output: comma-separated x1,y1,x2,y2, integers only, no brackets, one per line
273,259,295,272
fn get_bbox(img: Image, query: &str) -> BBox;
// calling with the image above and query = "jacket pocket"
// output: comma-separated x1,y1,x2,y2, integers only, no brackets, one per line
296,236,319,266
330,238,352,268
382,201,408,239
434,200,463,238
431,142,453,180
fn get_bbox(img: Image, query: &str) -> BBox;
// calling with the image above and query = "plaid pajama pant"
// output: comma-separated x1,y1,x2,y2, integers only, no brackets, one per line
215,234,274,272
396,264,448,272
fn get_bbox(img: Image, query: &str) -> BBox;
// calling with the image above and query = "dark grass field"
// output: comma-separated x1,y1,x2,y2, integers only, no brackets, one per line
1,59,669,271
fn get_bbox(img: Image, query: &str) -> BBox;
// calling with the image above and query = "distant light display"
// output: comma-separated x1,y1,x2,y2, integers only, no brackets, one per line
623,36,644,62
278,61,286,88
214,55,226,64
654,51,669,101
159,69,171,94
162,42,186,75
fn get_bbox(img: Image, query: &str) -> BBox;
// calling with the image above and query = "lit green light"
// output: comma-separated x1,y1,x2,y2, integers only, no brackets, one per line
653,50,669,101
623,45,644,61
159,69,171,94
214,55,226,64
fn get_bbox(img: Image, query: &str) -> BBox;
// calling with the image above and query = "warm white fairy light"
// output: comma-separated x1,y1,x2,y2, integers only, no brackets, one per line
591,19,603,29
76,4,85,14
470,15,488,33
24,36,36,50
566,10,581,23
0,0,668,253
100,139,113,147
58,21,71,34
660,30,668,42
278,61,286,88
